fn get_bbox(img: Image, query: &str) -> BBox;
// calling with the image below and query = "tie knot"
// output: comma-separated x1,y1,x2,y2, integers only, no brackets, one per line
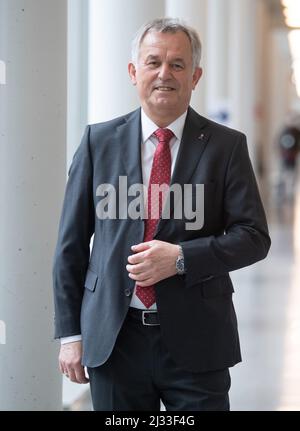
153,128,174,144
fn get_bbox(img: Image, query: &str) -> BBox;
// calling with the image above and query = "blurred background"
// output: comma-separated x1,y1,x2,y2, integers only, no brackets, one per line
0,0,300,411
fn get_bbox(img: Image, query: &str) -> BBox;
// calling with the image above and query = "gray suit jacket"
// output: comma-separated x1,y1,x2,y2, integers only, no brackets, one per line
53,107,270,372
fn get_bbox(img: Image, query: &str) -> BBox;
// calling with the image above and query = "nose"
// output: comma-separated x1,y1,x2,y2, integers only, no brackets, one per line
158,63,172,80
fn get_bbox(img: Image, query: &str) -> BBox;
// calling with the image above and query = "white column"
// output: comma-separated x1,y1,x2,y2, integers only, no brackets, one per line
205,0,230,124
229,0,258,162
0,0,66,410
62,0,91,409
88,0,165,124
165,0,208,115
67,0,89,168
254,1,272,187
269,29,294,181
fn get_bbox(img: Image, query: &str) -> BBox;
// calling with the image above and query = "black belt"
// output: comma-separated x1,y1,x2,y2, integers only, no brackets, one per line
128,307,160,326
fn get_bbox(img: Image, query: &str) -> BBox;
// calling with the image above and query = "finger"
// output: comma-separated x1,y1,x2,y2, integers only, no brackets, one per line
126,263,146,274
128,251,148,264
74,367,89,384
59,361,64,374
131,242,152,252
59,360,69,376
128,272,148,282
66,368,80,383
128,272,152,284
128,273,149,283
67,368,77,382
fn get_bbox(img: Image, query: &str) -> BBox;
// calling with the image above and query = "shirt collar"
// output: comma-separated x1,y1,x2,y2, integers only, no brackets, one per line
141,109,188,143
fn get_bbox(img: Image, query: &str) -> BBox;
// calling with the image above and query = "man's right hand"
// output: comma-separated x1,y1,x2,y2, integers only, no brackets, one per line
58,341,89,384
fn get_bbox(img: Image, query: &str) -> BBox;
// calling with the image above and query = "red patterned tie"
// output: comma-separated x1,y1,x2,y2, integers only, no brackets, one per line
136,128,174,308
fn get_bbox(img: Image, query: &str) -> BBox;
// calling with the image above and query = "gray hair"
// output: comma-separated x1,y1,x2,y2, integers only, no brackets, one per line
131,18,202,71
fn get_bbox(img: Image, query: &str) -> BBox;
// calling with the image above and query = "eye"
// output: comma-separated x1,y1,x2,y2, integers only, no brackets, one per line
147,61,159,68
172,63,184,70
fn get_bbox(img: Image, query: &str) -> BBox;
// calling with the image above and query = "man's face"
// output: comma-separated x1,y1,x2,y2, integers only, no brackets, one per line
128,30,202,124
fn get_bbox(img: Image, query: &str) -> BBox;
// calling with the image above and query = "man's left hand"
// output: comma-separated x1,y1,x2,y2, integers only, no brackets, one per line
126,240,180,286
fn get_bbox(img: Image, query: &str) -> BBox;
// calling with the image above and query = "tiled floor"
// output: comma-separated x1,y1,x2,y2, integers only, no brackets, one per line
68,173,300,411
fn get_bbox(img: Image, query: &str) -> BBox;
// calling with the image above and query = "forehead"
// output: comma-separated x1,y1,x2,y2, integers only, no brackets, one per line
139,30,192,59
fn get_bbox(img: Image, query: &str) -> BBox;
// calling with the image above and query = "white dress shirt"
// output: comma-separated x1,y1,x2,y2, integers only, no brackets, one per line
61,109,187,344
129,109,187,310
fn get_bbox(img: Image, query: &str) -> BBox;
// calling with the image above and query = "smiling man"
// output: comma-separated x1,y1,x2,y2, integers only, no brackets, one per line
53,18,270,411
128,29,202,127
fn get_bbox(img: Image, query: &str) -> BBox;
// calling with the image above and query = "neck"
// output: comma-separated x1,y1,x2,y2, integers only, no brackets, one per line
142,106,187,128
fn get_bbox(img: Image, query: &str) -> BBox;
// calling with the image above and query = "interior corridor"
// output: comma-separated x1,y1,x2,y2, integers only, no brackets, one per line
230,169,300,411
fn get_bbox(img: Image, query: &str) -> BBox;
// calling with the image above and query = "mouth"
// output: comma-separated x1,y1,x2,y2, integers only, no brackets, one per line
154,86,176,92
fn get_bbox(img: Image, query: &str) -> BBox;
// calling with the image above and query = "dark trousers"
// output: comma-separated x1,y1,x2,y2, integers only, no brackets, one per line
88,308,231,411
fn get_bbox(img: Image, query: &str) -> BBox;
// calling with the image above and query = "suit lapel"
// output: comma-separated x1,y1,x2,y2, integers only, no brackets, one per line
117,108,143,187
115,108,145,239
154,107,211,237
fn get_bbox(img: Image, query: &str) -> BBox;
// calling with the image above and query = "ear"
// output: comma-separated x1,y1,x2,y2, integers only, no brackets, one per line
128,63,137,85
192,67,203,90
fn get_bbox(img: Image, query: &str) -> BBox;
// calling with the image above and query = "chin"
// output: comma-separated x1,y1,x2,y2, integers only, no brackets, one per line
154,98,176,108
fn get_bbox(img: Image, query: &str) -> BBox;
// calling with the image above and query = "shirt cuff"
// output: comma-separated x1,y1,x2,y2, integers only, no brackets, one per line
60,335,82,344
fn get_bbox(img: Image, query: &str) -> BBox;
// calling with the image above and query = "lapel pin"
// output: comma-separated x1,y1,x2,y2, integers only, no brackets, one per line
198,133,205,140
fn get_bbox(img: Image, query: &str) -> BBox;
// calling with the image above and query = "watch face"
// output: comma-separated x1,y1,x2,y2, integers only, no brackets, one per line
176,257,185,273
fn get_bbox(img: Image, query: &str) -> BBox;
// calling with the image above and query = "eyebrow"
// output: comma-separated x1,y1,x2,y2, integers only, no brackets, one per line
172,58,185,64
145,55,185,64
145,55,160,62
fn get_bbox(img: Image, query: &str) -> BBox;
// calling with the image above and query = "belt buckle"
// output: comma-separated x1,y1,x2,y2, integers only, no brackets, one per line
142,310,159,326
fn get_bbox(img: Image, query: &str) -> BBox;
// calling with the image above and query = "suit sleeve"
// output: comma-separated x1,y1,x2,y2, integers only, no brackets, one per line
180,133,271,288
52,125,95,338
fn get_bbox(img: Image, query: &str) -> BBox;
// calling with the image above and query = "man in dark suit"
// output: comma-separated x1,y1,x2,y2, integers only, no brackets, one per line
53,18,271,411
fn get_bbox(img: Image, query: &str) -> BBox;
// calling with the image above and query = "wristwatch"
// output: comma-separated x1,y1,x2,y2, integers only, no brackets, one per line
175,246,186,275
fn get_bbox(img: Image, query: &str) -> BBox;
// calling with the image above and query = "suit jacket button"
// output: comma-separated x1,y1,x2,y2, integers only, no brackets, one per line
124,288,132,297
